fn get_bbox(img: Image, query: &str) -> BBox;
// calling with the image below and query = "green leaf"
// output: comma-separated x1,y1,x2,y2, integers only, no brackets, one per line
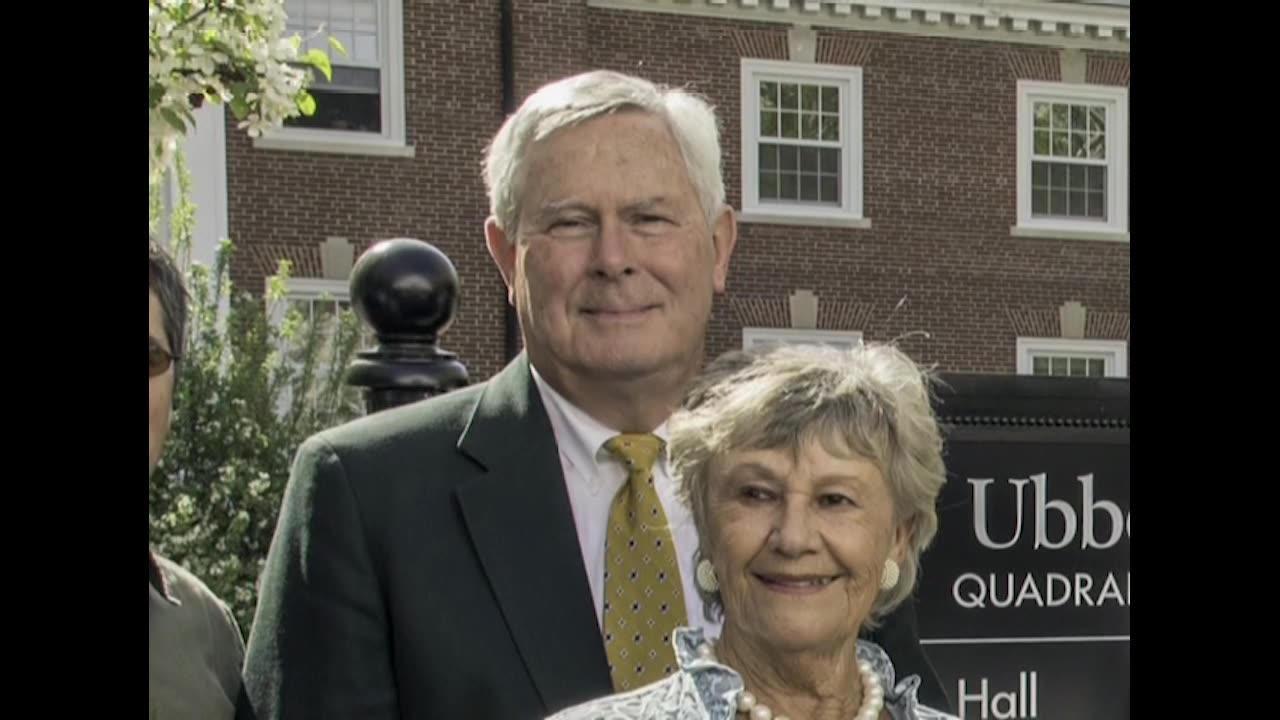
161,108,188,132
300,48,332,82
297,92,317,117
150,83,167,109
230,97,250,120
328,35,349,58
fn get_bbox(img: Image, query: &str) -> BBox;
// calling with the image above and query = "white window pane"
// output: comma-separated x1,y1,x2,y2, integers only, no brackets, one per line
801,113,819,140
761,111,778,137
1033,102,1051,129
781,83,799,110
353,33,380,66
800,175,818,201
801,85,818,111
760,82,778,109
354,0,378,32
333,30,355,58
821,114,839,141
820,174,838,204
759,170,778,200
820,85,839,114
781,112,798,139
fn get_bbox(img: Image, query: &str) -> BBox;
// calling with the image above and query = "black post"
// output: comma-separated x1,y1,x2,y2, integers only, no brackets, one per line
345,238,469,414
499,0,521,363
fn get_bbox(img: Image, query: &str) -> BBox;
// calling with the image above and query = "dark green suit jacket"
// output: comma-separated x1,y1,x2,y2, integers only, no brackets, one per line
241,354,950,719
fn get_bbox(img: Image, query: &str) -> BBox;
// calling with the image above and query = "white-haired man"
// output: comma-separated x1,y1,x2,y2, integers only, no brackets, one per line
243,70,947,720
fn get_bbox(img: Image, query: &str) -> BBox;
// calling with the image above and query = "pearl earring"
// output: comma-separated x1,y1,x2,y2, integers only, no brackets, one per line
696,558,719,593
880,559,900,591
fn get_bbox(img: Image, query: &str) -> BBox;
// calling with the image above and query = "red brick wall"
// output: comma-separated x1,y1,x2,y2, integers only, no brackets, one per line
225,2,510,380
226,2,1129,382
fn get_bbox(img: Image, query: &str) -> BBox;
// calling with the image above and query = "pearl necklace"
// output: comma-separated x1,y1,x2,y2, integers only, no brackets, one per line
696,641,885,720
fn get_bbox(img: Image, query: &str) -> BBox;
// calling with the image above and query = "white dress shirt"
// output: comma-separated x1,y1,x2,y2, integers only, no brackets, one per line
531,365,721,640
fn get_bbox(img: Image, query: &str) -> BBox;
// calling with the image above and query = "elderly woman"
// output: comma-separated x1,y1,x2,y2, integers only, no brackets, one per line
550,344,957,720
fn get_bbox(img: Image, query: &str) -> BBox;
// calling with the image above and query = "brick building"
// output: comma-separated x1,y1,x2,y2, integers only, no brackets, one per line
178,0,1130,383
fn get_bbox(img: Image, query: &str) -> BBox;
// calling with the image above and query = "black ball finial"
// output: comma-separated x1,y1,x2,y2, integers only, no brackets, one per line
350,237,459,343
345,238,469,413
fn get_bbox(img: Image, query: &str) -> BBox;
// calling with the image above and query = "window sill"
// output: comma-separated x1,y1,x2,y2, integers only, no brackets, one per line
738,211,872,229
1011,225,1129,243
253,136,416,158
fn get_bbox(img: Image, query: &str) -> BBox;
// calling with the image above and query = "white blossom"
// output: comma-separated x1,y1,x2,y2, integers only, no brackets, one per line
149,0,315,184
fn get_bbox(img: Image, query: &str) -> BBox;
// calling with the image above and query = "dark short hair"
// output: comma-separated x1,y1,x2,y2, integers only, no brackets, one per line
149,236,189,374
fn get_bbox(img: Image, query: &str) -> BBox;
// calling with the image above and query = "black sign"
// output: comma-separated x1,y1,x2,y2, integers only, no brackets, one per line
916,427,1129,720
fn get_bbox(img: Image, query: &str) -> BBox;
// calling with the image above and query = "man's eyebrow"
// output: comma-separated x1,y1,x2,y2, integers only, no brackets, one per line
621,196,672,213
534,199,595,220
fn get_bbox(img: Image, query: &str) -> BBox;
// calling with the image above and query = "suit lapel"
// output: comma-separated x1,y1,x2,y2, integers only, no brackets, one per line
454,354,613,712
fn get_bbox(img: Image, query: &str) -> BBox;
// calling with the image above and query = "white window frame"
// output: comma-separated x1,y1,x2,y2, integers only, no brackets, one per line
255,0,413,158
1016,337,1128,378
743,327,864,351
268,277,368,415
739,59,867,229
269,278,353,327
1014,81,1128,242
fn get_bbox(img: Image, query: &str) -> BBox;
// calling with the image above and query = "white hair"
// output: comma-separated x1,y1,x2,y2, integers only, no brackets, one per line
483,70,726,235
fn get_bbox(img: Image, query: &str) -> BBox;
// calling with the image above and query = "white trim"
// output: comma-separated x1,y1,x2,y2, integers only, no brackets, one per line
267,277,352,326
740,59,864,225
585,0,1129,51
1010,225,1128,243
738,211,871,229
285,277,351,300
1015,81,1128,241
252,136,415,157
256,0,410,154
743,327,864,350
1016,337,1127,378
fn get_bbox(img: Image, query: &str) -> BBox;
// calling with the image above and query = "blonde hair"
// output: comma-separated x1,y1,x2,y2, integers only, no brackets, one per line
669,343,947,629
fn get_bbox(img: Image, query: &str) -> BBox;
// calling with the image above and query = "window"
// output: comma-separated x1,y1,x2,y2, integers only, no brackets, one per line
272,278,374,351
740,60,865,227
1016,338,1127,378
269,278,370,414
278,277,353,329
743,327,863,352
256,0,411,157
1015,82,1128,241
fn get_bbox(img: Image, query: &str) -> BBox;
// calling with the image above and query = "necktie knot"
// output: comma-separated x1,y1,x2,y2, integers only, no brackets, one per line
604,434,664,479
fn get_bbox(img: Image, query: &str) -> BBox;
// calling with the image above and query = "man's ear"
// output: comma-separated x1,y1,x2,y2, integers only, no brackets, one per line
485,217,517,306
709,206,737,293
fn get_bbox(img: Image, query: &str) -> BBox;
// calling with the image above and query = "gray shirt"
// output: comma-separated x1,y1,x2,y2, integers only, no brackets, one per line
149,551,245,719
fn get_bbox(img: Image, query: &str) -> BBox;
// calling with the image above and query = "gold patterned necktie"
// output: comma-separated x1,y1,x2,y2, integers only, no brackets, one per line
601,433,690,691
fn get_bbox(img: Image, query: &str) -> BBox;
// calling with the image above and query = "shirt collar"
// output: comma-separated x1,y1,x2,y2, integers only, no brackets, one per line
148,548,180,605
530,364,671,483
672,627,924,718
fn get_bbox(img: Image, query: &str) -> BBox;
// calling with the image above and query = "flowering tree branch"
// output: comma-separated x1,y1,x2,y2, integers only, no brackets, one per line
149,0,340,184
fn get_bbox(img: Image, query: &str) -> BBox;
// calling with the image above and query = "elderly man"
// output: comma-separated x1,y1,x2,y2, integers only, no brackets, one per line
243,70,947,719
150,237,246,718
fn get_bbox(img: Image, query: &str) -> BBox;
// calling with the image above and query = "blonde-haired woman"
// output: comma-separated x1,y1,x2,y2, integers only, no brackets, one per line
551,344,957,720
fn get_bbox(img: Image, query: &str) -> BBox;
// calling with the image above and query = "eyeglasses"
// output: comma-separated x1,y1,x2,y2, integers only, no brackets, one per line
149,339,179,378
